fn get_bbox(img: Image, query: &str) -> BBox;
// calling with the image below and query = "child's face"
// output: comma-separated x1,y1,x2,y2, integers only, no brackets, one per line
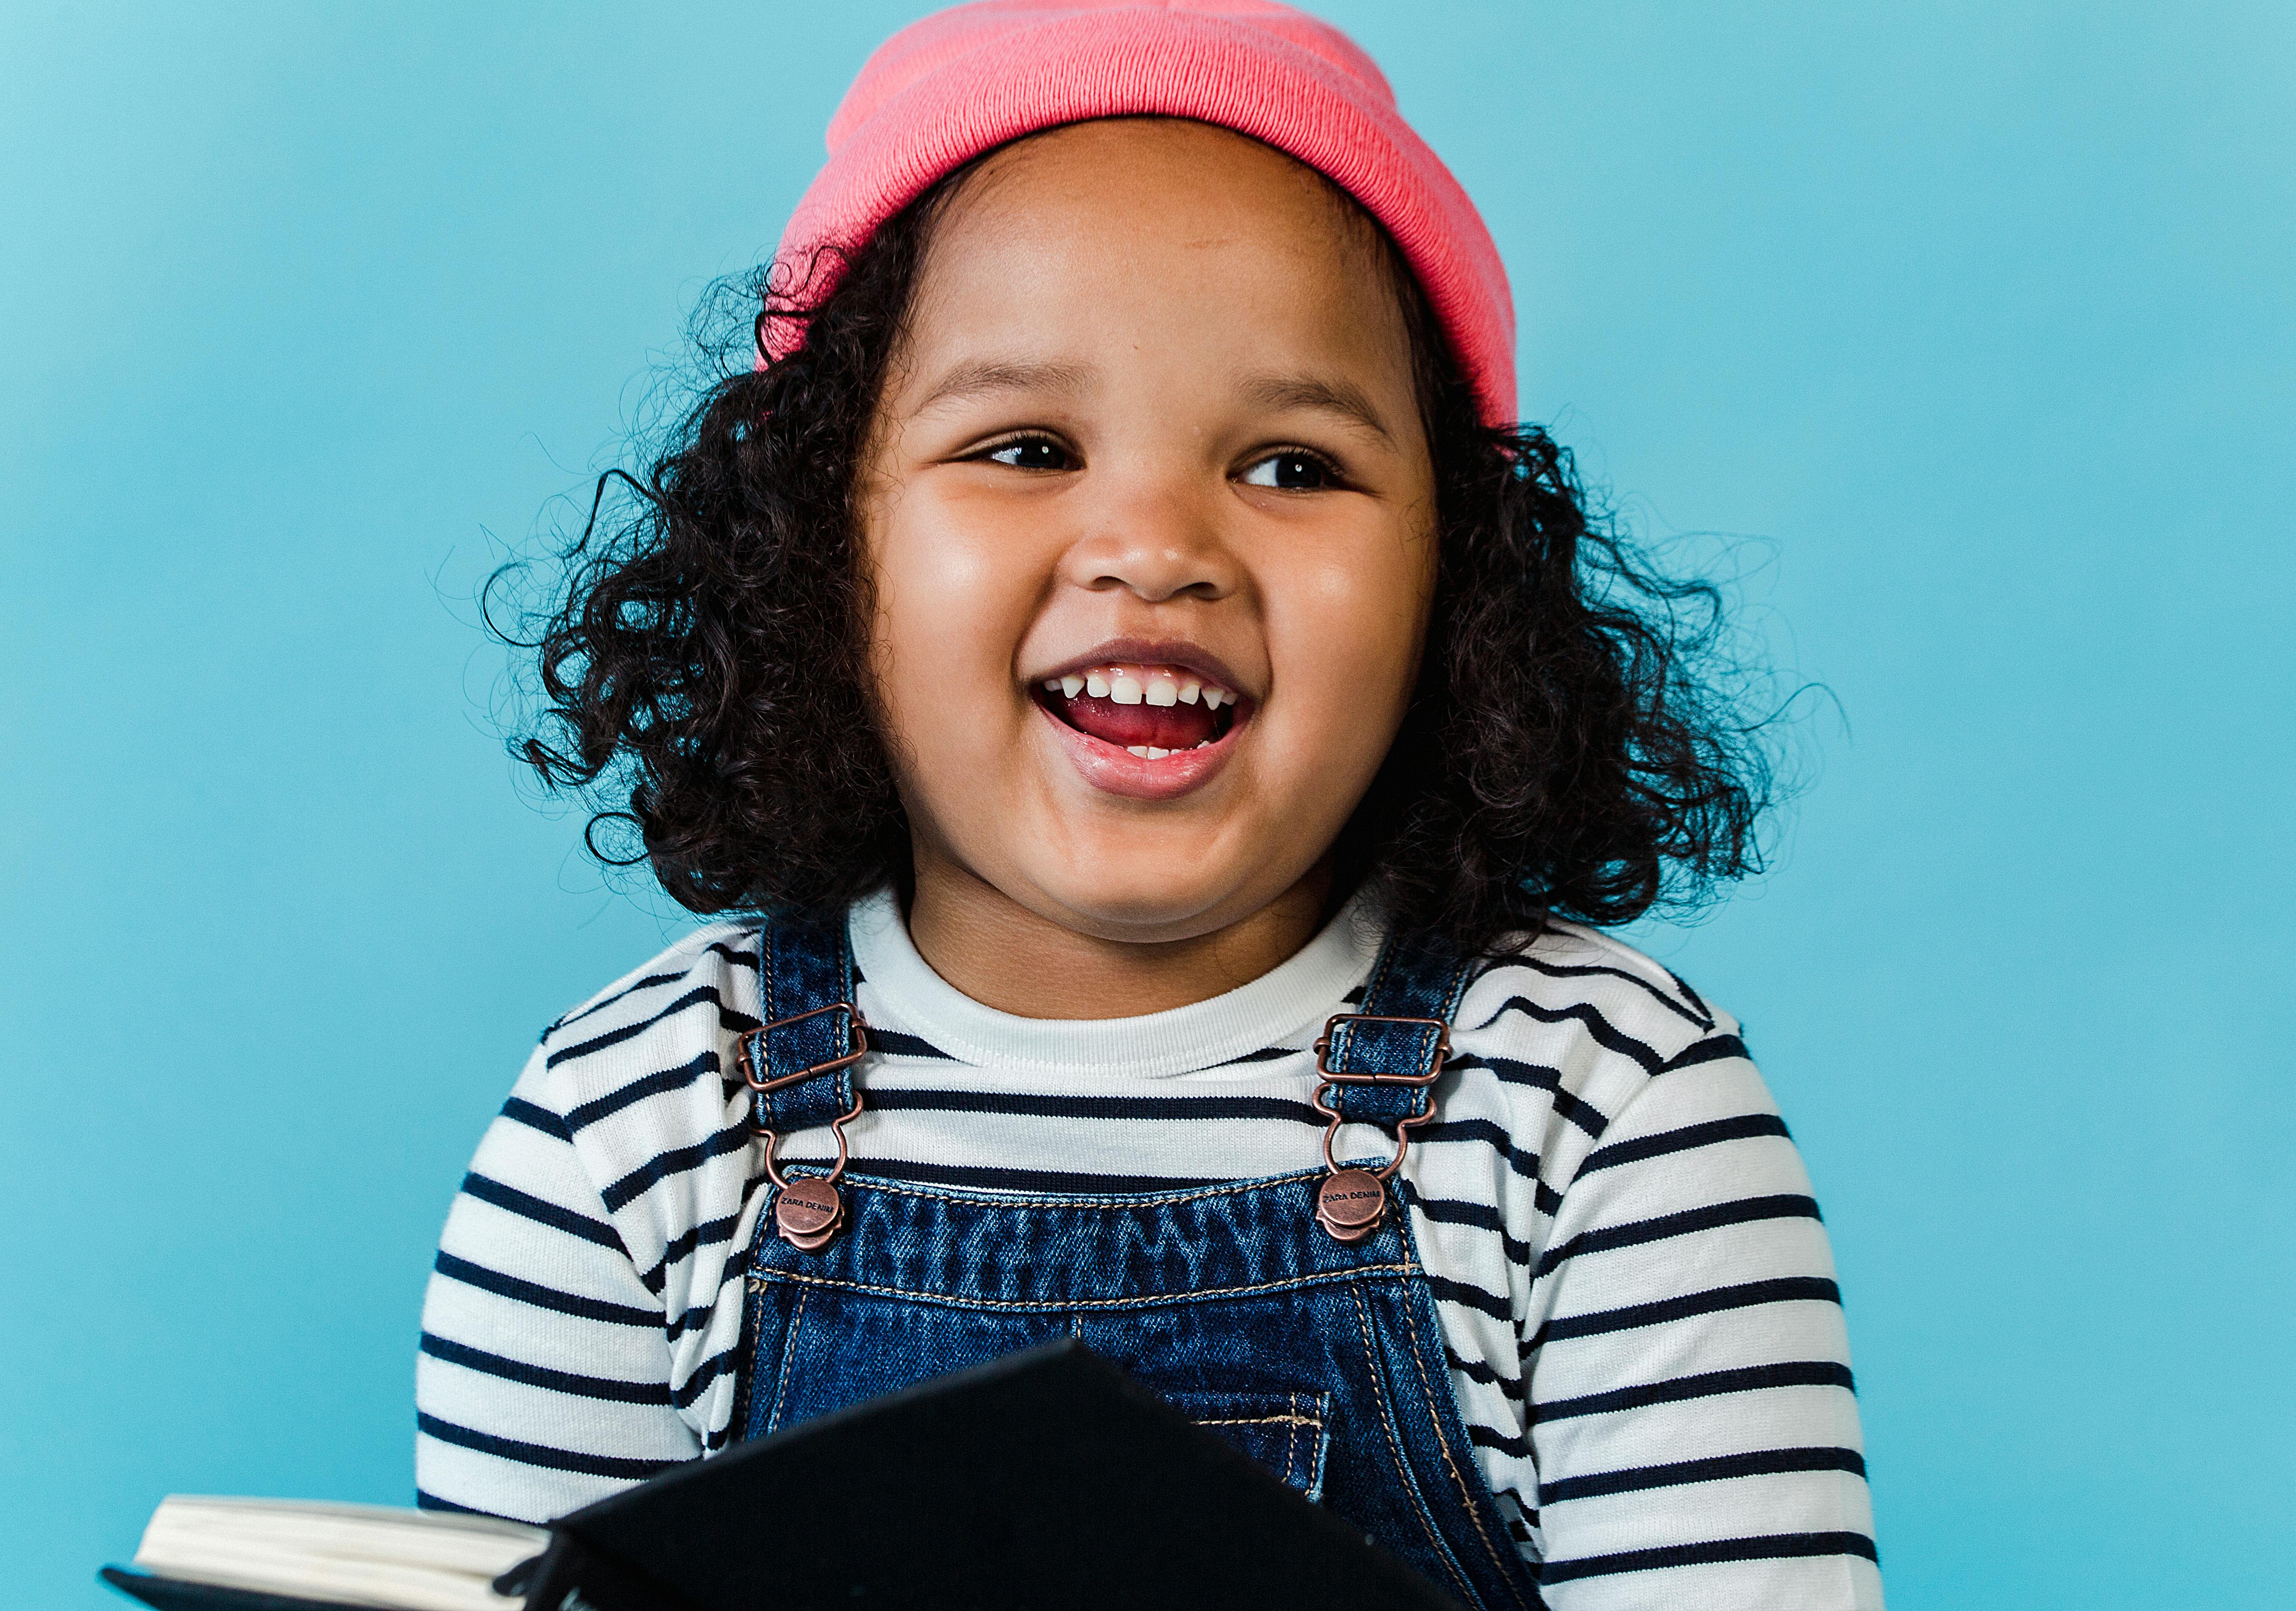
860,118,1438,947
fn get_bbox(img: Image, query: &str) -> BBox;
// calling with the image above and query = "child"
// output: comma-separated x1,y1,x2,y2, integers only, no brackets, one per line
418,4,1881,1606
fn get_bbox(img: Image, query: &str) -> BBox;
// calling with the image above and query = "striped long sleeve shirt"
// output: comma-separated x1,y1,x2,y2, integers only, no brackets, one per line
416,890,1882,1608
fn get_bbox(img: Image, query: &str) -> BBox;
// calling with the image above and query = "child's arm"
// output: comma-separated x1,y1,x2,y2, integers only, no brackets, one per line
414,1045,702,1523
1520,1038,1882,1610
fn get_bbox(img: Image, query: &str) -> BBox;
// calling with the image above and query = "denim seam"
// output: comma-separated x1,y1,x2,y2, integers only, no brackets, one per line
1291,1392,1319,1495
744,1263,1418,1311
730,1250,776,1443
1298,1395,1321,1489
1395,1191,1538,1601
1392,1269,1522,1598
1361,940,1401,1022
728,1271,762,1439
1326,938,1400,1072
824,1168,1333,1211
760,928,779,1030
751,928,778,1135
763,1287,806,1436
1347,1282,1475,1607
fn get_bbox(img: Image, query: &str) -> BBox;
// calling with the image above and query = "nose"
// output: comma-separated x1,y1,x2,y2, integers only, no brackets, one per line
1057,468,1241,604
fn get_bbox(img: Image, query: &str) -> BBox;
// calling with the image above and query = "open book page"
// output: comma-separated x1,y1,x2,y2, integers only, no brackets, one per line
133,1498,548,1611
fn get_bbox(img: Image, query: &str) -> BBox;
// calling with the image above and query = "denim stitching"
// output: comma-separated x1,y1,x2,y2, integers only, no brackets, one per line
1328,940,1401,1070
824,1168,1334,1212
1195,1415,1320,1490
763,1288,806,1436
760,927,791,1130
749,929,775,1132
760,929,778,1030
745,1263,1417,1311
1295,1388,1331,1489
727,1275,762,1438
1438,949,1476,1023
1392,1270,1523,1598
1395,1186,1537,1601
1289,1394,1304,1492
1347,1282,1474,1606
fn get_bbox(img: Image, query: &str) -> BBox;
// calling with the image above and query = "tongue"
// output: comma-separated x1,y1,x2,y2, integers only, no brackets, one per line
1059,693,1219,751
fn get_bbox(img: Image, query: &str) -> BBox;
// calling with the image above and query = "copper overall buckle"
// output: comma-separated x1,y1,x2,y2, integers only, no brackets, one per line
1308,1013,1450,1243
739,1002,869,1251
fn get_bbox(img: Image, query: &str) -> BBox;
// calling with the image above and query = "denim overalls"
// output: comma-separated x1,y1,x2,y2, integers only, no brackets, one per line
728,919,1543,1610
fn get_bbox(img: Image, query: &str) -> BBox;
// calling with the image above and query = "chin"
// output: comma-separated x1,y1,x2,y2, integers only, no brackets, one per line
1021,865,1262,945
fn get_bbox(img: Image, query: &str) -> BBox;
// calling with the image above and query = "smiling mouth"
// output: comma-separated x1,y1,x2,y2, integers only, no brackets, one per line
1036,663,1244,758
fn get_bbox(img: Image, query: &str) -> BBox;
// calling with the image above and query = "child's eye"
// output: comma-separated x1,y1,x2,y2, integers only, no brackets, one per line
1239,451,1338,491
981,437,1074,471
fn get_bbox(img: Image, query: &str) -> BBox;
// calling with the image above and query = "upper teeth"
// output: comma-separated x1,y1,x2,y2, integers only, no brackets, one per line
1042,664,1237,709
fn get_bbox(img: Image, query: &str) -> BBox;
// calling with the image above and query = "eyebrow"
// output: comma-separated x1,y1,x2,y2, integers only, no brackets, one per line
914,358,1096,414
1239,372,1396,447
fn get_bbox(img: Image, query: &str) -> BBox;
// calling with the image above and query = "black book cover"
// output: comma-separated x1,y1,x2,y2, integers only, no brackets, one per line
99,1572,364,1611
107,1340,1460,1611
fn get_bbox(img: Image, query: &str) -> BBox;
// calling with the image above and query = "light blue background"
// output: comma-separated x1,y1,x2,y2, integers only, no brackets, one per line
5,3,2290,1606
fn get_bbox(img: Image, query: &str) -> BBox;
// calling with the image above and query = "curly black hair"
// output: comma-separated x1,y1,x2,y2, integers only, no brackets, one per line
502,157,1773,958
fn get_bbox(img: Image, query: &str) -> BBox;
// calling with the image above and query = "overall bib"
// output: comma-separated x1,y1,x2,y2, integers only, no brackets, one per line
729,919,1544,1611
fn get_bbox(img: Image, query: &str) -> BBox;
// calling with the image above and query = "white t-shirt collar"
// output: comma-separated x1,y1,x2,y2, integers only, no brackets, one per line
846,885,1381,1079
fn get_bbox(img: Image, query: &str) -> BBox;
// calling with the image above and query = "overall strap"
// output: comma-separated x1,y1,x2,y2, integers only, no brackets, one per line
738,917,870,1251
742,918,867,1133
1309,928,1476,1243
1319,928,1476,1126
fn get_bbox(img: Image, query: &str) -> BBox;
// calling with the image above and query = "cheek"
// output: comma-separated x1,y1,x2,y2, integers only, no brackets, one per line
865,493,1041,753
1272,528,1437,730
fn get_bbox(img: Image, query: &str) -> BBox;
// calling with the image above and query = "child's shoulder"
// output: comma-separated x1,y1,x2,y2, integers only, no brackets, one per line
545,920,761,1030
1444,923,1761,1173
521,920,763,1103
1454,918,1744,1088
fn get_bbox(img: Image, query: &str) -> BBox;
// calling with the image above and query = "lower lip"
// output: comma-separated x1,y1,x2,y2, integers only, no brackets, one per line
1034,696,1244,800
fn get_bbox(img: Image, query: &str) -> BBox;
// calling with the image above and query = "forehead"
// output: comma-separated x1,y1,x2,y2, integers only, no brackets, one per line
899,118,1411,383
952,117,1373,244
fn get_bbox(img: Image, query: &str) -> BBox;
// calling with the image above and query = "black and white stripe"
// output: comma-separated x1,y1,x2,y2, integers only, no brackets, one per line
416,892,1880,1607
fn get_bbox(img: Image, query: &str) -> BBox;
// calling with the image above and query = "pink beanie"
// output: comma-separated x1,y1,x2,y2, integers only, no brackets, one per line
764,0,1517,427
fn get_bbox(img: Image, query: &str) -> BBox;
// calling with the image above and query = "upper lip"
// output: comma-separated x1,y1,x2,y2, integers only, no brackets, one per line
1031,637,1256,701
